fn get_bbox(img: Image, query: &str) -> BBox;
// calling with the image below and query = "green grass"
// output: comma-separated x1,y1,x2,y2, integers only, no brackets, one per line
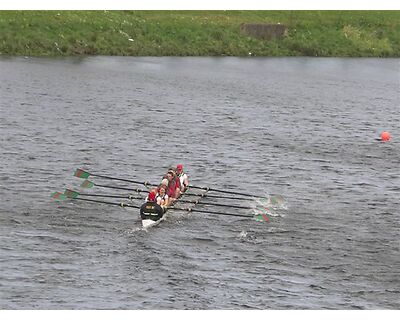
0,10,399,57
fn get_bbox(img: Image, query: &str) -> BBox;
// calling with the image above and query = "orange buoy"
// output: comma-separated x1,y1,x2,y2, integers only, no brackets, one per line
380,131,391,141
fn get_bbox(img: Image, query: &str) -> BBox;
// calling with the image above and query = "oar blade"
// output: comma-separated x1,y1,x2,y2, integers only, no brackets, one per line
254,214,269,222
51,192,66,201
270,195,285,205
74,168,90,179
81,179,94,188
64,189,79,199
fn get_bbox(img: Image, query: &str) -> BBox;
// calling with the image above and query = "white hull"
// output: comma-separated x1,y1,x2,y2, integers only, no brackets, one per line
141,216,164,228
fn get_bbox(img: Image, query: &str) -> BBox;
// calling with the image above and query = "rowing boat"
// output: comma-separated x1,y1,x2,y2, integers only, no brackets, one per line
53,168,275,227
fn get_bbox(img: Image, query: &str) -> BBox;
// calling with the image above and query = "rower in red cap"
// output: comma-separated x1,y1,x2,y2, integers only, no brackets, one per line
176,164,189,192
140,188,164,221
145,188,157,202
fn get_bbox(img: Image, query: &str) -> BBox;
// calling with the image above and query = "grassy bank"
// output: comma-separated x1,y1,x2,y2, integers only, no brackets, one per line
1,11,399,57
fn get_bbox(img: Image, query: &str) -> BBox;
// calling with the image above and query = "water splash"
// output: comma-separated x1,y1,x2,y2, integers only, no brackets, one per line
239,230,248,239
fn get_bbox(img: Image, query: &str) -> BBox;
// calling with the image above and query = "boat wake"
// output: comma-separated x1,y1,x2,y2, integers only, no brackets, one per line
238,230,258,242
126,226,145,234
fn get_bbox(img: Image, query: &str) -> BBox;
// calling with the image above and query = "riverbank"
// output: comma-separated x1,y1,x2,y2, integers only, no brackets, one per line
1,11,399,57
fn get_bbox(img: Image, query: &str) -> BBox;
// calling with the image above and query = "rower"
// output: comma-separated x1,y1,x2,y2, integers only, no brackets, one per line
161,178,169,187
140,189,164,220
156,184,169,208
145,188,158,202
171,168,182,199
176,164,188,192
165,170,181,205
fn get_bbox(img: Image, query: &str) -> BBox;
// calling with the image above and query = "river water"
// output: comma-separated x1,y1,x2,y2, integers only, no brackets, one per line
0,57,399,309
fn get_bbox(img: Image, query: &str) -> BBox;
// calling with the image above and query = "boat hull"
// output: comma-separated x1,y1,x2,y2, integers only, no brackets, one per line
140,202,165,228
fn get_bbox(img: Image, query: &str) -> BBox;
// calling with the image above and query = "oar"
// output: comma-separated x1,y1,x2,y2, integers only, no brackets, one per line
80,179,148,193
188,184,280,200
184,193,253,201
79,180,244,200
52,190,268,221
75,168,280,201
169,206,269,222
80,179,283,206
64,189,143,200
176,198,258,210
74,168,156,187
64,189,141,209
187,191,284,205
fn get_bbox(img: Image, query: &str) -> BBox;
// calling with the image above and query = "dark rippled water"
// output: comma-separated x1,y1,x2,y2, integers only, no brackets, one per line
1,57,399,309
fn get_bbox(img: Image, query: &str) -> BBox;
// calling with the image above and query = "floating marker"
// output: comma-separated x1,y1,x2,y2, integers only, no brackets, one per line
380,131,391,142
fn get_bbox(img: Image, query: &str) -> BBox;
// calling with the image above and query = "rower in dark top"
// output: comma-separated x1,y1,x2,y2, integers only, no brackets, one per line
140,189,164,220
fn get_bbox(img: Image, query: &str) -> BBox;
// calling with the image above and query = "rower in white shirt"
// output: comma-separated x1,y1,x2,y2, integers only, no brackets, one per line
156,184,169,208
176,164,188,192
